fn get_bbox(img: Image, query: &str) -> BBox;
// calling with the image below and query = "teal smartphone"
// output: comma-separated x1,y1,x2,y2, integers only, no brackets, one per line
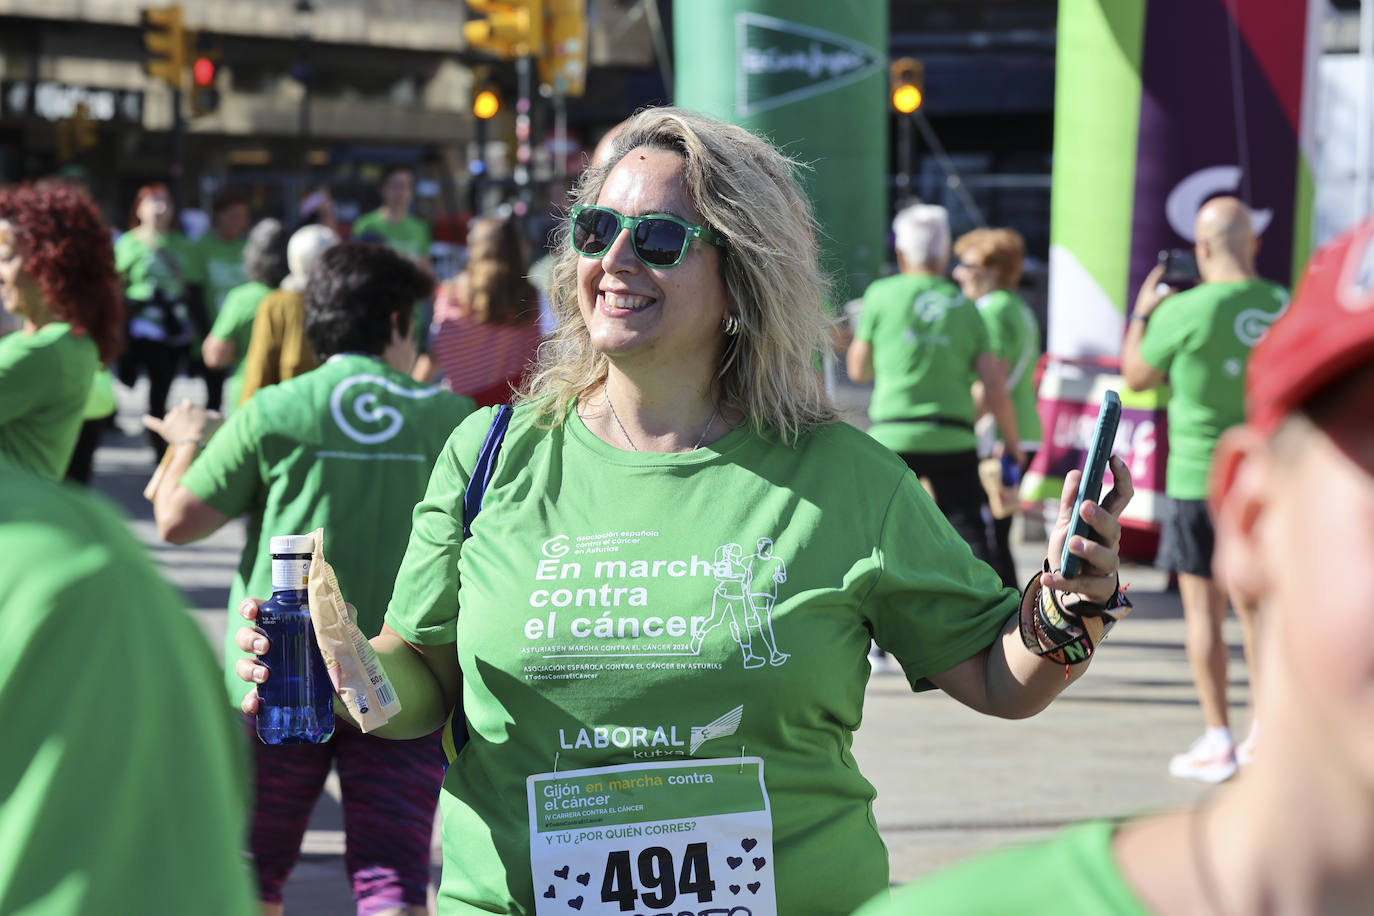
1060,391,1122,578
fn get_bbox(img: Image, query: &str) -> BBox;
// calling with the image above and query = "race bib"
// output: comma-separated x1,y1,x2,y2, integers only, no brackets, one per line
528,758,776,916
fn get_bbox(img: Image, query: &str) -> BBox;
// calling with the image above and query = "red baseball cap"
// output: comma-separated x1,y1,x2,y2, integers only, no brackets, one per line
1247,219,1374,433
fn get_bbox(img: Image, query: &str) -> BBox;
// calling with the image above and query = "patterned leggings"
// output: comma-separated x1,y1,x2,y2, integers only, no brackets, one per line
242,716,444,914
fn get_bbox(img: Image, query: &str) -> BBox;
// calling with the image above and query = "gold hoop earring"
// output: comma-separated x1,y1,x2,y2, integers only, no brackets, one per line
721,314,741,337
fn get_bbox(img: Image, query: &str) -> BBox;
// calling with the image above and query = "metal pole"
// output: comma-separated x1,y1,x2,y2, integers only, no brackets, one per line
896,113,912,202
170,88,185,210
1360,0,1374,219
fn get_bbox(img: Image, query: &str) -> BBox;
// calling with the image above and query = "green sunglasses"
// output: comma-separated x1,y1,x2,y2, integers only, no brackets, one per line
569,204,724,269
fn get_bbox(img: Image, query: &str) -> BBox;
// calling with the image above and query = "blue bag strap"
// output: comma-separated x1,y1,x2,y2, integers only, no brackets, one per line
462,404,514,538
446,404,513,766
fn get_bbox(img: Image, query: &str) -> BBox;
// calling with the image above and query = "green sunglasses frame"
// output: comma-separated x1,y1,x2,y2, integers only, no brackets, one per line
569,204,724,268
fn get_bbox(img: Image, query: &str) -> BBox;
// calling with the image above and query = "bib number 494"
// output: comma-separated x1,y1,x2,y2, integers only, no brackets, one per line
601,843,715,912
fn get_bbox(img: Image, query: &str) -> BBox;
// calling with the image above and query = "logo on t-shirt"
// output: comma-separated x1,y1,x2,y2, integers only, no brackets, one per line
328,373,441,445
1233,287,1288,347
555,704,745,760
691,538,790,670
911,290,954,323
520,531,792,678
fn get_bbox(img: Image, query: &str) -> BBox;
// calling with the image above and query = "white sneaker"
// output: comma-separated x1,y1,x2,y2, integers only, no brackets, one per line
1169,734,1238,783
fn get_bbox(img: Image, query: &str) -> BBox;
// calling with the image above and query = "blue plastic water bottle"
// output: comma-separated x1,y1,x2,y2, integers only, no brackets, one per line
256,534,334,745
1001,453,1023,488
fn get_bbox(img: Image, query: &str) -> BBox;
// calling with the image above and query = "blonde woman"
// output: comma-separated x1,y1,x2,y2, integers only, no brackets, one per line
238,108,1134,914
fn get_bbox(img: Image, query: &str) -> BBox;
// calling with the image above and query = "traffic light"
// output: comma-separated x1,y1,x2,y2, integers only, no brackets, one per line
473,86,500,120
141,5,187,87
189,56,220,116
890,57,924,114
188,33,221,117
538,0,587,97
464,0,544,59
56,103,99,162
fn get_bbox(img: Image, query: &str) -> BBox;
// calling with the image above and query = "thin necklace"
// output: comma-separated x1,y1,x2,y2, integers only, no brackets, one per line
602,387,720,452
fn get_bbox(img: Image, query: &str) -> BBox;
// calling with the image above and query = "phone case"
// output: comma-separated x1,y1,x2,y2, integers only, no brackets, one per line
1060,391,1122,578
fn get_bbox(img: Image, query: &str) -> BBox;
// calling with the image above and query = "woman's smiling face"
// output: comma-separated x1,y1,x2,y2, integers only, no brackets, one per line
576,146,729,377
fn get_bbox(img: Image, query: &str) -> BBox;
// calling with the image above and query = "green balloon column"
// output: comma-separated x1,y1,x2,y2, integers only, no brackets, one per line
673,0,889,303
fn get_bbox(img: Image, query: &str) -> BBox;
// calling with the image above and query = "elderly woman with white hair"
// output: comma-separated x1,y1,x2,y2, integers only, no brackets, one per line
235,108,1134,914
235,223,337,405
847,203,1026,586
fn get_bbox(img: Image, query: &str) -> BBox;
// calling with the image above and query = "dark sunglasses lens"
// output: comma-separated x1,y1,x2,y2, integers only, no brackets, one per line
572,209,619,255
633,218,688,267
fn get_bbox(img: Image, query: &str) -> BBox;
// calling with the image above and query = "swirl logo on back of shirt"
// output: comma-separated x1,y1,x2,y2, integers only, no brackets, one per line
329,374,439,445
1233,288,1289,348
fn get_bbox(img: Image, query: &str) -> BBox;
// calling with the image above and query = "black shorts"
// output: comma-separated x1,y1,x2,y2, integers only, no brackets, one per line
1155,497,1215,578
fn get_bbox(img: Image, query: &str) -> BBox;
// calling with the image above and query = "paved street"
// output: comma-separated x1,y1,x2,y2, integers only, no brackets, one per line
89,375,1248,912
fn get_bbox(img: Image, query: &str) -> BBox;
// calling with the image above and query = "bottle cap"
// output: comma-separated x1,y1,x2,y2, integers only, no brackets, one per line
269,534,315,556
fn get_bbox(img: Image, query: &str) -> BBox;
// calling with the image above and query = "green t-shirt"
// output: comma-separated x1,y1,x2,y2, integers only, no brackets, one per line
856,273,989,455
187,233,248,317
976,289,1042,448
385,405,1017,915
180,353,475,702
352,209,432,260
209,280,273,411
113,231,197,340
1139,278,1288,499
854,820,1151,916
0,462,255,916
0,323,98,481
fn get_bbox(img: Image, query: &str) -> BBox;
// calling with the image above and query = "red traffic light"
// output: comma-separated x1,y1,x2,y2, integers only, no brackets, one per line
192,56,216,87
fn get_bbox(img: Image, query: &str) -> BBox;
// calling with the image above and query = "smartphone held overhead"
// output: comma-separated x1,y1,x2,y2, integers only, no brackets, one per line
1060,391,1122,579
1157,247,1199,286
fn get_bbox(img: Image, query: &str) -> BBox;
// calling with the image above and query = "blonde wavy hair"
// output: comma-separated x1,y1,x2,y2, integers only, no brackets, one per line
518,107,837,444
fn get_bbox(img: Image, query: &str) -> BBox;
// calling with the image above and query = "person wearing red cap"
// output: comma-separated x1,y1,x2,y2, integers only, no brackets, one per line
1121,196,1288,783
854,219,1374,915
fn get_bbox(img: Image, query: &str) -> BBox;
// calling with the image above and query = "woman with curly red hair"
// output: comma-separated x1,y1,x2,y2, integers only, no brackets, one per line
0,181,123,481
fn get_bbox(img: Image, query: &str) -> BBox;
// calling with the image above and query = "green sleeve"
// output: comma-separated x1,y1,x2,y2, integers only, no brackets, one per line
209,284,261,341
855,287,880,343
979,298,1014,362
113,233,137,277
961,298,992,360
1137,296,1195,373
863,471,1019,690
385,406,496,645
180,401,263,518
418,218,432,253
0,340,49,426
351,212,379,238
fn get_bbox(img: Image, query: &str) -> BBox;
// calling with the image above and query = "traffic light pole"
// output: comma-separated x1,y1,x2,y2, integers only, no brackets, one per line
896,111,913,203
171,88,186,209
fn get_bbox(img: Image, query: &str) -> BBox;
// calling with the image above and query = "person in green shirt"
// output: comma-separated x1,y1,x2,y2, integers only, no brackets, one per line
203,218,289,413
857,220,1374,916
954,226,1043,588
0,181,123,481
233,108,1135,916
0,458,256,916
1122,197,1288,784
848,203,1025,585
186,187,251,412
352,164,435,358
146,242,476,916
114,182,198,455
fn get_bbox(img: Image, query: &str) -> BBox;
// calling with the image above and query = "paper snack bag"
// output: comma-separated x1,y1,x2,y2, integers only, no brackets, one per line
306,529,402,731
